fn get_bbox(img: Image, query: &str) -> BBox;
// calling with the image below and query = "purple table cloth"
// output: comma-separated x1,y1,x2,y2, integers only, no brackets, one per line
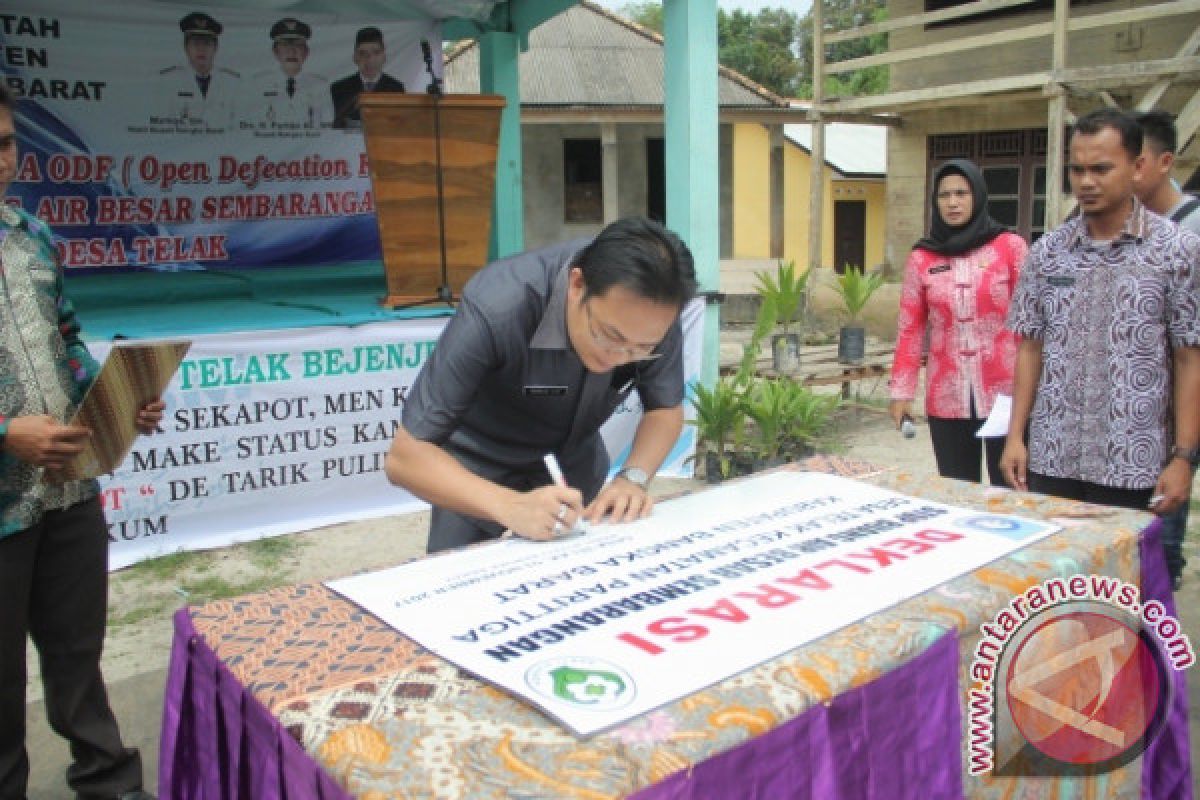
159,469,1192,799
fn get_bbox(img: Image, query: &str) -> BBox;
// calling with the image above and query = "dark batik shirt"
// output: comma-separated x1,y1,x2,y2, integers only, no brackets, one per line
1007,200,1200,489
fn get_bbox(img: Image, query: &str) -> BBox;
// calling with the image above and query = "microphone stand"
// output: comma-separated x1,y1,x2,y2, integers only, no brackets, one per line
393,43,454,309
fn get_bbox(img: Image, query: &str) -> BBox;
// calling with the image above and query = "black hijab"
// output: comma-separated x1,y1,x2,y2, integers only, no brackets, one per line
914,158,1009,256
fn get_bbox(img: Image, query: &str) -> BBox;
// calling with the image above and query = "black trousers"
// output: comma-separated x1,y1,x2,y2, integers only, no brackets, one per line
926,413,1006,486
1159,503,1190,583
0,496,142,800
1027,471,1154,513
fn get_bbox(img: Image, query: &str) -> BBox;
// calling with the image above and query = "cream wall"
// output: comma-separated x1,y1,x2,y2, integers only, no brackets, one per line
730,123,773,258
888,0,1200,93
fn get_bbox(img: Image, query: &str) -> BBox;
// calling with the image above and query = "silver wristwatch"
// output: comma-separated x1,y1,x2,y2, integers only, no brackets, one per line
1170,445,1200,469
616,466,650,489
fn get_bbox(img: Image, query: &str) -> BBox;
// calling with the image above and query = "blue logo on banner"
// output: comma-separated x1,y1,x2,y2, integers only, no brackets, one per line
955,515,1045,541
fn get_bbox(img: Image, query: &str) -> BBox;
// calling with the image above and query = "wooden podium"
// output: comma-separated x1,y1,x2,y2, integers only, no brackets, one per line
359,93,505,307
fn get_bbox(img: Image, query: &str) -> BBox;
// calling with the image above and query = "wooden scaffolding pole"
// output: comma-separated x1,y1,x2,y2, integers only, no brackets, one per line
808,0,826,280
1044,0,1070,228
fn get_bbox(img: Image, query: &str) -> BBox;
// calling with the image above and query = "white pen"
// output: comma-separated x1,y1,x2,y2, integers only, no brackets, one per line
543,453,588,536
543,453,568,488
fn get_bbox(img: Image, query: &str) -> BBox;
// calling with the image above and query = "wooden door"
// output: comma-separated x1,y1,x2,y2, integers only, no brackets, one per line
834,200,866,274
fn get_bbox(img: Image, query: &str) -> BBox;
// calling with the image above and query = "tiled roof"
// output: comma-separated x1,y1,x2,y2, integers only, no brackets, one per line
444,1,786,109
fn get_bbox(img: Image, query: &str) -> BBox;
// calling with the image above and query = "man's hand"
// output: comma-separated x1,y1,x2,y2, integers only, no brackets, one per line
888,399,912,430
1000,438,1028,491
585,476,653,524
136,399,165,434
3,415,90,469
500,485,583,542
1149,458,1193,516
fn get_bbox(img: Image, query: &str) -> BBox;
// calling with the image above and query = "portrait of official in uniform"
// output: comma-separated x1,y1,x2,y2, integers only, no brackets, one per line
330,27,406,130
243,17,333,130
155,12,239,130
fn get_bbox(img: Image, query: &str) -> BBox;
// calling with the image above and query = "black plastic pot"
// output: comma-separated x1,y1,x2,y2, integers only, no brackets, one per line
732,453,756,478
838,325,866,364
703,450,725,484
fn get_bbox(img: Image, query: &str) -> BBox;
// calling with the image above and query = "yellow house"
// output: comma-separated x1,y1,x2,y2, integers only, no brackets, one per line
721,117,888,296
445,1,892,296
782,121,886,272
446,4,793,247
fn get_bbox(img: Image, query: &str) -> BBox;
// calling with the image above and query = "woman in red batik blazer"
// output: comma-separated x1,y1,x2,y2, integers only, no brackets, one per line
889,158,1029,484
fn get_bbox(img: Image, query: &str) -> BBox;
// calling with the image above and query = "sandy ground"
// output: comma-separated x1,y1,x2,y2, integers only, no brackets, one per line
23,308,1200,796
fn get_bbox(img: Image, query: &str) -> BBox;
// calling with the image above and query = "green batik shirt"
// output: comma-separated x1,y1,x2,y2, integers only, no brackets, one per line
0,204,101,537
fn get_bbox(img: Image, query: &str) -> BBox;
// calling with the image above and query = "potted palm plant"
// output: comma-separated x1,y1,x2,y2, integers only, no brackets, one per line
753,260,808,375
688,377,746,482
733,291,776,386
744,379,841,467
782,386,839,459
831,265,885,364
742,377,793,469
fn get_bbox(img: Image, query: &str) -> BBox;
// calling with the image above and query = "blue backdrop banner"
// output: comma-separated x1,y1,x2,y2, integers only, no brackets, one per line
3,2,441,272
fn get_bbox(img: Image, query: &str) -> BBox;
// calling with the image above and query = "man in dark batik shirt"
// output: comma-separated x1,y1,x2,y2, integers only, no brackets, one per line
1002,109,1200,525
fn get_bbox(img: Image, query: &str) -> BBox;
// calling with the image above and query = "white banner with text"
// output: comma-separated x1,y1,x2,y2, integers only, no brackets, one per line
328,471,1060,736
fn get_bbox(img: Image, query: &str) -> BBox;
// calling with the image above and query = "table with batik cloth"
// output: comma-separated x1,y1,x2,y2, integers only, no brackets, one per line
158,456,1192,799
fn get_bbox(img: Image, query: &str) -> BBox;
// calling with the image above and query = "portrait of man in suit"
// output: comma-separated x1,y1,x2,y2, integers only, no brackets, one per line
331,26,406,129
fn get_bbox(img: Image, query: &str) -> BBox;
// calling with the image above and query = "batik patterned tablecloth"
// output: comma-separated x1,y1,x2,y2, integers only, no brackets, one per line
159,456,1191,799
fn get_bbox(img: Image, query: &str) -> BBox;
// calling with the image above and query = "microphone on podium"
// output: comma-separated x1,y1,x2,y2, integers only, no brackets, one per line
420,38,442,96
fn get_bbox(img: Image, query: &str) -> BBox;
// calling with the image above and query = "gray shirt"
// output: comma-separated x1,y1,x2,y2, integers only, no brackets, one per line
1167,193,1200,237
402,238,685,498
1007,200,1200,488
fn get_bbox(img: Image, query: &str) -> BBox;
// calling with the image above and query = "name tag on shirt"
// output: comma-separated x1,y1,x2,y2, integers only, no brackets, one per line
612,365,638,395
1047,275,1075,288
524,385,568,397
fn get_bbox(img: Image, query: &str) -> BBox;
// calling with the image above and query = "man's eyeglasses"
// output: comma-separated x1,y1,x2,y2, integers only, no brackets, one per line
583,300,662,361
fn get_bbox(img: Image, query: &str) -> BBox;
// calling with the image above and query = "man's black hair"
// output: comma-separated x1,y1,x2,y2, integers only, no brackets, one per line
0,83,13,112
1134,110,1177,154
576,216,697,308
1070,108,1142,159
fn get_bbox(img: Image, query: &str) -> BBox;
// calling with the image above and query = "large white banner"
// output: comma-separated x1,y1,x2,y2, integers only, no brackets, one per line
4,2,441,271
328,471,1060,736
97,305,702,569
